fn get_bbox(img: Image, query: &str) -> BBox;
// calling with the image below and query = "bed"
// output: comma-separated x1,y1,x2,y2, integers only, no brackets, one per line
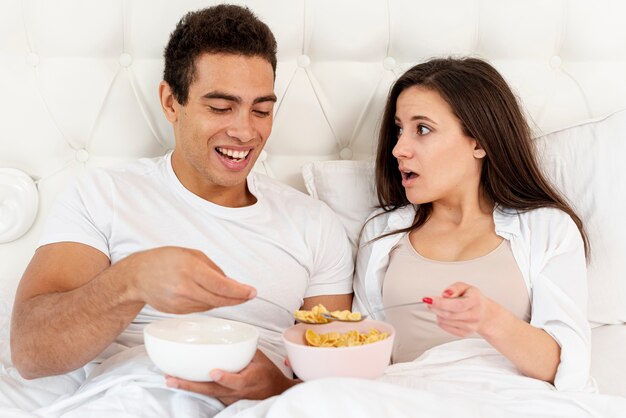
1,0,625,416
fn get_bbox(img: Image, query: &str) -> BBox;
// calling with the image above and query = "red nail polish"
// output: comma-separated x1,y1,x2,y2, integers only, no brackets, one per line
443,289,453,296
422,297,433,304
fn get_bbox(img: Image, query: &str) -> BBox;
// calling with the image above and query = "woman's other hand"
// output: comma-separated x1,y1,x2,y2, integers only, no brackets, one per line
423,282,501,337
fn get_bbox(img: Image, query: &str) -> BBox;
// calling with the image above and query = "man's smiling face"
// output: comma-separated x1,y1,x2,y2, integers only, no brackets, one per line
167,53,276,204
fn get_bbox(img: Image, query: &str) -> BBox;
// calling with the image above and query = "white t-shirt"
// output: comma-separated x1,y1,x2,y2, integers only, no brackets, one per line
39,152,354,375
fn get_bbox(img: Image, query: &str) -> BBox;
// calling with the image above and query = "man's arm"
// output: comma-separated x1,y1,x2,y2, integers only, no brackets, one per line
11,242,256,379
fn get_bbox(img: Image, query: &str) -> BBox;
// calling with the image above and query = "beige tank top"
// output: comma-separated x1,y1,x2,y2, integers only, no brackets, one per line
382,234,530,363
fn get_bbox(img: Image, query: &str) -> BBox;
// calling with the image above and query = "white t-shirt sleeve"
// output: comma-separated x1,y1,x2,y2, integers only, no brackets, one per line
303,203,354,298
528,209,591,391
38,170,112,258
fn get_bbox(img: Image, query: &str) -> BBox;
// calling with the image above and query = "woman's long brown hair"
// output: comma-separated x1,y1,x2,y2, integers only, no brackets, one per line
374,57,589,257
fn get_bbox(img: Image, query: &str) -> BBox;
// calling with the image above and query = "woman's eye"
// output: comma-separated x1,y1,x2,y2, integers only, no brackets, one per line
396,126,404,137
417,125,431,135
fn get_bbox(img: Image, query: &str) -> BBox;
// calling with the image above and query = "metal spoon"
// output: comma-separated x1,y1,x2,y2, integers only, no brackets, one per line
254,296,327,325
255,296,365,325
319,300,427,323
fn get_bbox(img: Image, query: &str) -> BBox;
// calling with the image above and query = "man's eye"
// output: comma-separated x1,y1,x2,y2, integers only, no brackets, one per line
253,110,271,117
417,125,431,135
209,106,230,113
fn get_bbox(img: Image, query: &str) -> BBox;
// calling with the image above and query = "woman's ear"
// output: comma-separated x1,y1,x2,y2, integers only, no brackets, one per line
159,81,178,123
473,141,487,159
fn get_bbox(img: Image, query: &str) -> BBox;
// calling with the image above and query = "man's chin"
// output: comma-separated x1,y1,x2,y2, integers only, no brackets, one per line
213,171,252,188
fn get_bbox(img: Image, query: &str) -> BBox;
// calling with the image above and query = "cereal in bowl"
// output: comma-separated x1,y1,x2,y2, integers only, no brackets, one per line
304,328,389,347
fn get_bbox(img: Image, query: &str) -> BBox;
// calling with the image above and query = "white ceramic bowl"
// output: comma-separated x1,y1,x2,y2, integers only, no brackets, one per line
282,319,395,381
144,317,259,382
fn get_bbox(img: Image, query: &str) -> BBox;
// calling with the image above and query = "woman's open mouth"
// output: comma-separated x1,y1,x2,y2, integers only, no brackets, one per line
400,169,419,186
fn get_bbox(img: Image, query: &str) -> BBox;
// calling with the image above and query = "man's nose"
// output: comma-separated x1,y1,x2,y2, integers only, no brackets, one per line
226,111,256,142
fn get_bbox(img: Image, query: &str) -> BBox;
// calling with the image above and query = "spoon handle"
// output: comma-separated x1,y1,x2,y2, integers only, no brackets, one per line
370,300,426,316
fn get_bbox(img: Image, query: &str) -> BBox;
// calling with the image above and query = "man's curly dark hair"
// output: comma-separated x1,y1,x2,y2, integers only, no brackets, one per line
163,4,277,105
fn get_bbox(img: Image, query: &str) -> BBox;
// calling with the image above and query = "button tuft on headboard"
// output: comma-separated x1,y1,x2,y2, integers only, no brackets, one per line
383,57,396,70
75,149,90,163
119,53,133,68
297,55,311,68
550,55,562,69
339,147,353,160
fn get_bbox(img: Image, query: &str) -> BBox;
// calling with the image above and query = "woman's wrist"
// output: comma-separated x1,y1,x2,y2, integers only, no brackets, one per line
478,299,510,340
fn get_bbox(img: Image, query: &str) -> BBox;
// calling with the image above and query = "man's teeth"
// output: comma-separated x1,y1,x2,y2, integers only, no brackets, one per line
217,147,250,161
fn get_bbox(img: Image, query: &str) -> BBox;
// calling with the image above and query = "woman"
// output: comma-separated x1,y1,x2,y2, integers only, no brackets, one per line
353,57,591,391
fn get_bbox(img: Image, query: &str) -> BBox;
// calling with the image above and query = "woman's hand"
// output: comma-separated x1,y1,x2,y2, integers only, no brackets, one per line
423,281,561,383
423,282,500,337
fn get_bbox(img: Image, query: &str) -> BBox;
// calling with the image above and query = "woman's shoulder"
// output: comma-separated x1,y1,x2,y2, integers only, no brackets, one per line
520,207,578,230
497,205,575,226
496,206,582,246
361,205,416,241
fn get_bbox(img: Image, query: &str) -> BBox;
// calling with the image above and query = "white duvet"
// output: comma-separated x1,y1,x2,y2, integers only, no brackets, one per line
220,339,626,418
1,339,625,418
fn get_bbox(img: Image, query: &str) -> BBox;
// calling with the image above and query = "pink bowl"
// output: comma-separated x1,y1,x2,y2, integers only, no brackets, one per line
282,319,395,381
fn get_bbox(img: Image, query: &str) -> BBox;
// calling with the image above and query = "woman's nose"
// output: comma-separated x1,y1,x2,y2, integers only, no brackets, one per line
392,135,410,159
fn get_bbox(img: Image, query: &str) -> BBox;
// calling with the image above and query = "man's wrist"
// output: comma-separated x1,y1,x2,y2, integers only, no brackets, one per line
279,377,301,394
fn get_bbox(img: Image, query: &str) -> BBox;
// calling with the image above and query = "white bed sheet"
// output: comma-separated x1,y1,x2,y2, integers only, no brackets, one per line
2,339,625,418
220,340,626,418
590,325,626,397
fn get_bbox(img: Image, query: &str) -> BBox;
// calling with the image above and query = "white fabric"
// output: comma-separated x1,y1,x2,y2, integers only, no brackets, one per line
219,340,626,418
353,205,592,391
37,151,353,373
590,325,626,397
535,109,626,325
302,160,377,251
1,346,224,418
0,168,39,244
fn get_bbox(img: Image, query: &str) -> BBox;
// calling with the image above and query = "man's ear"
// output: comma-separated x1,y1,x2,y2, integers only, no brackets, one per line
159,81,178,123
473,141,486,159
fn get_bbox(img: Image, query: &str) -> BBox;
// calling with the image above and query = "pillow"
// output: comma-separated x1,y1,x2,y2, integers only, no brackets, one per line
302,108,626,326
535,108,626,326
302,160,377,251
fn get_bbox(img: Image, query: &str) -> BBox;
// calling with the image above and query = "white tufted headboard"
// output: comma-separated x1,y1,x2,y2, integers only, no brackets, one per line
1,0,626,341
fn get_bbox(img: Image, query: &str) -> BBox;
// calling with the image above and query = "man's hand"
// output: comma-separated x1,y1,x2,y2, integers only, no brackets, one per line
165,350,298,405
121,246,257,314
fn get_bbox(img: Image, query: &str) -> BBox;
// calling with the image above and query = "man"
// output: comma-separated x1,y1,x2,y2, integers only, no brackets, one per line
9,4,353,414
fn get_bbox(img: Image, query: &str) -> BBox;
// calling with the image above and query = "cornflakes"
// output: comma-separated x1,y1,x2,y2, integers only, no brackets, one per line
294,304,362,323
330,310,362,321
294,304,331,324
304,328,389,348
